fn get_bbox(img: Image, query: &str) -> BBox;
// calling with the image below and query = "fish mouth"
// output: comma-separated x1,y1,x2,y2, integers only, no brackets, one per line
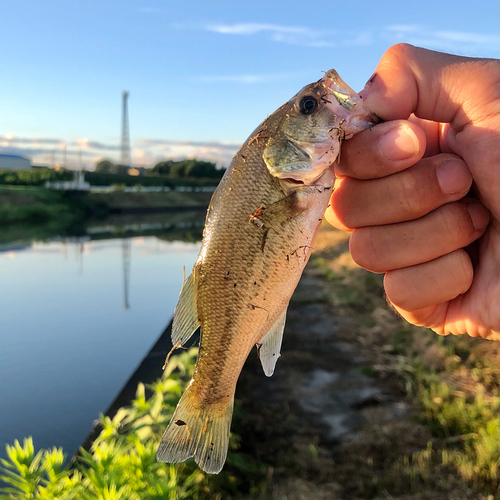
322,69,359,111
321,68,380,128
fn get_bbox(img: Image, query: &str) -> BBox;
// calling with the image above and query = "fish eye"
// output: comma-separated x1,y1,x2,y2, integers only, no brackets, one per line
299,95,318,114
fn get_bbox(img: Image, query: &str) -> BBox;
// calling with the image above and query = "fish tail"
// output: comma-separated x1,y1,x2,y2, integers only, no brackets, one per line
156,383,234,474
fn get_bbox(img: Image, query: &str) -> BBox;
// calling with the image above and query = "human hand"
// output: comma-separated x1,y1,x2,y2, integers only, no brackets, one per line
325,44,499,341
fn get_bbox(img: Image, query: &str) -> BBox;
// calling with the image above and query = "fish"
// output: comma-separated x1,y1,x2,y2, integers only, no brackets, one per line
156,69,377,474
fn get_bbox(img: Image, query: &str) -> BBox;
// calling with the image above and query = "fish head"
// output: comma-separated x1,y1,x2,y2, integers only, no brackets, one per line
263,69,378,185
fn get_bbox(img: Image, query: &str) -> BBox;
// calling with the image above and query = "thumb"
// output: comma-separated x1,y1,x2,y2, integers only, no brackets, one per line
360,44,494,130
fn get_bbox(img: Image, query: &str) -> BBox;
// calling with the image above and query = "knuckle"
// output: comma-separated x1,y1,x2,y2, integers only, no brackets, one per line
438,203,475,244
383,43,416,66
396,168,428,216
349,228,384,272
338,133,377,177
330,179,358,229
448,250,473,294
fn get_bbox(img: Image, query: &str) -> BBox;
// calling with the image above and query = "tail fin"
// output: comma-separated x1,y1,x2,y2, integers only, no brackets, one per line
156,383,234,474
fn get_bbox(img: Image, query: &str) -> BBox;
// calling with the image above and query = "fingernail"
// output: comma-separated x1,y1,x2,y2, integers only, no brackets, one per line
436,160,471,195
466,200,490,231
359,72,379,100
379,125,419,161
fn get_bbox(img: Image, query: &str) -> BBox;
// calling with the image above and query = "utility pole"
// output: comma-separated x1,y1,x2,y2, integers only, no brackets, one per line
121,91,131,167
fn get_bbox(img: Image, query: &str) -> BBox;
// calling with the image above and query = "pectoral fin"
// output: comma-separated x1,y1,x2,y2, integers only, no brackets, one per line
171,273,200,346
250,192,303,230
257,307,287,376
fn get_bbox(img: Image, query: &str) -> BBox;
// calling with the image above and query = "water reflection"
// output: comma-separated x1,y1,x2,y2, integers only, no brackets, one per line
0,211,203,461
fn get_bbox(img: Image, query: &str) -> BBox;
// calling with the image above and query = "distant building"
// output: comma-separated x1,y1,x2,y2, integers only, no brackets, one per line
0,154,31,170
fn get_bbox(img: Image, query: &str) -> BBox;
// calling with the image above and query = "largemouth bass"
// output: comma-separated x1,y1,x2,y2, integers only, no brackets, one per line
157,69,377,474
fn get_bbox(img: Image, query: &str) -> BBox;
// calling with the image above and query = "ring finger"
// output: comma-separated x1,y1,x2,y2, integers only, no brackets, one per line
349,199,490,273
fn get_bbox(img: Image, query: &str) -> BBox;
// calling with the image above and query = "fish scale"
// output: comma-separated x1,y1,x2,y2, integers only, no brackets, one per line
157,68,378,473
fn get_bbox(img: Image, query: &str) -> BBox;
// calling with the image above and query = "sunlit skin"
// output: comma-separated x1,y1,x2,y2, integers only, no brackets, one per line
325,44,499,341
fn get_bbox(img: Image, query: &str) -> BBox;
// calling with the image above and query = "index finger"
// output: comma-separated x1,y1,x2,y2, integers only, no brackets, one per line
335,119,426,179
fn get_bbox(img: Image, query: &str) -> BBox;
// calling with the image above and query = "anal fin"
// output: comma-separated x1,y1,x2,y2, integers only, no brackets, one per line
258,307,287,377
171,273,200,346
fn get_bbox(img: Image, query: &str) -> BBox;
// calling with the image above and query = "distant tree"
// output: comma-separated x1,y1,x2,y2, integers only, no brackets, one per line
95,159,116,174
153,160,174,175
169,161,189,177
115,164,132,175
150,158,225,179
184,160,220,178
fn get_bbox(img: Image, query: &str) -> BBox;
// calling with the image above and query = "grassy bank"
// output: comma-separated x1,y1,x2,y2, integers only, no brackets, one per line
0,187,77,224
87,190,213,210
0,187,212,227
306,223,499,499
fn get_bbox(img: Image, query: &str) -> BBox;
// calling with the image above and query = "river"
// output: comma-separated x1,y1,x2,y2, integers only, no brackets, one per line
0,211,204,461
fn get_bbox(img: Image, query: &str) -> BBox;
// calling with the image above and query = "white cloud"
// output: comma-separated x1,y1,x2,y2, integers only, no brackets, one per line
173,21,375,48
435,31,499,44
386,24,419,33
205,23,308,35
182,22,343,48
75,138,120,151
137,139,239,151
1,135,240,169
177,21,497,54
383,25,499,53
136,139,240,167
0,135,62,145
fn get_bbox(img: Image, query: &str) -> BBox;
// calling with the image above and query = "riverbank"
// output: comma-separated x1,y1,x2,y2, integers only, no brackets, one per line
0,187,213,246
75,221,499,499
87,189,213,213
0,186,213,223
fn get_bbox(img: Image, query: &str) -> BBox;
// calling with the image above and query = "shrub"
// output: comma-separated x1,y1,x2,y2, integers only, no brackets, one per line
0,348,258,500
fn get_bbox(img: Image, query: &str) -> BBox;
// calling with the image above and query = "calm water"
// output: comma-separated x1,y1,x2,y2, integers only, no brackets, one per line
0,216,202,460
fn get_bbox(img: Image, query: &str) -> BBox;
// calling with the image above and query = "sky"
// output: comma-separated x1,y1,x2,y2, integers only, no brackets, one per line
0,0,498,170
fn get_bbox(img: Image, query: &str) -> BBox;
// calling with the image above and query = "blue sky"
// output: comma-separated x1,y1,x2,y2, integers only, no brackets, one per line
0,0,498,169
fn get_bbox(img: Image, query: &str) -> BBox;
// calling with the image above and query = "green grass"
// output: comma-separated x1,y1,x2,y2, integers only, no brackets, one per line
309,225,499,499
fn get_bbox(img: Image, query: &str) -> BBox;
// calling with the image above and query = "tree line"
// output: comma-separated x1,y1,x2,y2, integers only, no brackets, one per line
0,167,72,186
95,159,224,179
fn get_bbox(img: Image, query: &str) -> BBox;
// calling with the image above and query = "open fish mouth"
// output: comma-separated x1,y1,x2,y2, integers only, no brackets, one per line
321,68,380,133
322,69,360,111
